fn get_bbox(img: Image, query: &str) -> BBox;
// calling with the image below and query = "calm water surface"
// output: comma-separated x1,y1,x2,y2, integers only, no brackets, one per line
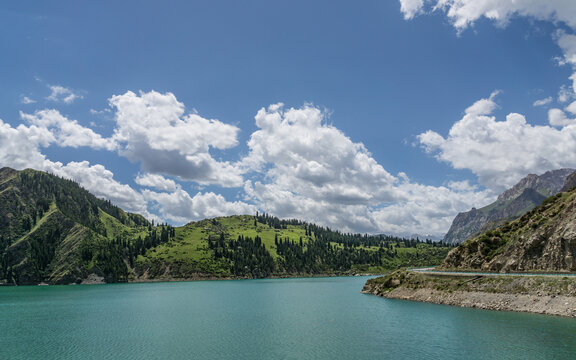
1,276,576,359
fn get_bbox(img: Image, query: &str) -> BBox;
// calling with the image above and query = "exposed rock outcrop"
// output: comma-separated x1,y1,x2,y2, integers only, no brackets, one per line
561,170,576,192
444,168,574,245
442,187,576,272
363,270,576,317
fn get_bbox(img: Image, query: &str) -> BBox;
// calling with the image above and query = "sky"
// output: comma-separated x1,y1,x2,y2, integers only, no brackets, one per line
1,0,576,237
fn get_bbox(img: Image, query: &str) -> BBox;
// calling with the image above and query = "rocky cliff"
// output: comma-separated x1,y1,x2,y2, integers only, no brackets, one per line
561,170,576,192
443,168,574,245
441,185,576,272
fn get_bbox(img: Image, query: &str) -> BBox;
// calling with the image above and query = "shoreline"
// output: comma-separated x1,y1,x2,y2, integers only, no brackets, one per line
0,272,382,287
362,270,576,318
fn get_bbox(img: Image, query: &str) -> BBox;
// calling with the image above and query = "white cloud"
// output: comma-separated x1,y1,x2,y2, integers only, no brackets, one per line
400,1,576,130
533,96,553,107
401,0,576,197
46,85,82,104
548,107,576,127
0,116,150,217
0,118,56,171
109,90,243,187
372,181,494,236
143,189,256,224
419,93,576,192
1,92,502,235
399,1,576,31
558,85,574,103
51,161,150,215
464,90,499,115
566,100,576,114
238,103,492,235
20,96,36,104
20,109,115,150
243,104,399,205
399,0,425,20
556,31,576,68
135,173,179,192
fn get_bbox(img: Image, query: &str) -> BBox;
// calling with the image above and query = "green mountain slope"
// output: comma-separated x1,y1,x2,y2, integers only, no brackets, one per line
0,167,454,285
133,214,453,280
0,167,151,284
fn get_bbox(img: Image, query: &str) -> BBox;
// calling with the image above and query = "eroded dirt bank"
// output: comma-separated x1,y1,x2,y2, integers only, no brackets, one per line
362,270,576,317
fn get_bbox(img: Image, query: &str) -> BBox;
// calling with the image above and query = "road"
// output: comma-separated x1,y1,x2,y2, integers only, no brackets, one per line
410,267,576,277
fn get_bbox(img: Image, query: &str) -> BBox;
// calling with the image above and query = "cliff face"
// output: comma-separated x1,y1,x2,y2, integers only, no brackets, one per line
443,169,574,245
441,187,576,272
561,170,576,192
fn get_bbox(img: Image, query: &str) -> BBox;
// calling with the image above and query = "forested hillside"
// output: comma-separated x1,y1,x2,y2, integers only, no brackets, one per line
0,167,453,285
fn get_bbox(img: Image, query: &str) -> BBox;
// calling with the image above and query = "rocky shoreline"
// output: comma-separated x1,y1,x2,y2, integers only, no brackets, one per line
362,270,576,317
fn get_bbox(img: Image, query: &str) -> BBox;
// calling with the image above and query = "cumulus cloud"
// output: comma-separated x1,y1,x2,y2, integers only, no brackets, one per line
1,93,501,235
419,93,576,192
398,0,576,31
0,109,255,224
46,85,82,104
244,104,399,203
533,96,553,107
558,85,574,103
400,0,424,20
556,31,576,67
238,103,492,235
20,109,115,150
143,189,256,224
373,181,493,236
51,161,150,215
109,90,243,187
135,173,179,192
0,118,56,171
0,116,150,216
548,107,576,126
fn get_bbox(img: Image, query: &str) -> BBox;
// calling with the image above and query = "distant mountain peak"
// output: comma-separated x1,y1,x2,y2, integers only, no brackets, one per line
444,168,574,245
442,185,576,272
497,169,574,202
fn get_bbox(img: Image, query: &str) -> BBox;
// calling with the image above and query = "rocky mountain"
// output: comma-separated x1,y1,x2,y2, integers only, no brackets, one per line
441,185,576,272
561,170,576,192
443,168,574,245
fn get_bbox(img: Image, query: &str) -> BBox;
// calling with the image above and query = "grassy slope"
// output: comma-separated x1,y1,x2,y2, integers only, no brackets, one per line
135,215,451,279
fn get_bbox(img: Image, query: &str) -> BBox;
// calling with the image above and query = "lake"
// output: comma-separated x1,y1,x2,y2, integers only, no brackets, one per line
2,276,576,359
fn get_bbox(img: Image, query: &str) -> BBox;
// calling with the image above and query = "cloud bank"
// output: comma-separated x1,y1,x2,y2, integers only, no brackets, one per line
1,89,497,236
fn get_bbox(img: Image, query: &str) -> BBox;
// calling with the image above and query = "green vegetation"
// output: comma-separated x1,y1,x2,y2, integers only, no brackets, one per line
0,167,455,285
132,213,453,280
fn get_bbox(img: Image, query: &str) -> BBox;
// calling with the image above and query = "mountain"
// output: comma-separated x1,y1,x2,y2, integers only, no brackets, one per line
561,170,576,192
441,185,576,272
443,168,574,245
0,167,453,285
0,167,150,285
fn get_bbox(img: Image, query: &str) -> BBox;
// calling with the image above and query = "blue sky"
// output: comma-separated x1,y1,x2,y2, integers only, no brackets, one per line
1,1,576,236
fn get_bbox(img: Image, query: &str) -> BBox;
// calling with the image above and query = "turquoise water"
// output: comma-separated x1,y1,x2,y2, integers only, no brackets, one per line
1,277,576,360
